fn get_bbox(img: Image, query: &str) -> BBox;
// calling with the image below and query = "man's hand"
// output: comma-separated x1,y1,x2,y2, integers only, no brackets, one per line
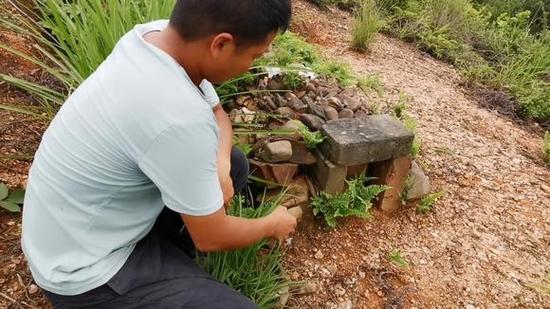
267,206,297,240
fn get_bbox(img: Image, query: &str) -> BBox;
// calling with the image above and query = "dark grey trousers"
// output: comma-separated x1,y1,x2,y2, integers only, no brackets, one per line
43,148,255,308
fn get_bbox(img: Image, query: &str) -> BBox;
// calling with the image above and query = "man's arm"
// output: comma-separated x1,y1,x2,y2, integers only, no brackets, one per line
182,206,296,252
212,104,234,206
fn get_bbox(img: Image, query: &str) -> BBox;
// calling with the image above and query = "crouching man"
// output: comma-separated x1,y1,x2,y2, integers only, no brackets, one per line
21,0,295,307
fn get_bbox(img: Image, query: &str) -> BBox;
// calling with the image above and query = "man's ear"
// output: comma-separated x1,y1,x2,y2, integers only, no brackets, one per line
210,33,235,58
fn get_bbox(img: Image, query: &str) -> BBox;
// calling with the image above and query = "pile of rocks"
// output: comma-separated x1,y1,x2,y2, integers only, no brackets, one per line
229,77,372,132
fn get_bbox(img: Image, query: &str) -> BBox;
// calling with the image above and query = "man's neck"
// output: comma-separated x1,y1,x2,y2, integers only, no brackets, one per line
143,28,204,87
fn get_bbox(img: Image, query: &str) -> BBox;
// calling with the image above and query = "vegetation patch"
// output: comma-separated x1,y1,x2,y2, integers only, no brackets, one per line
196,196,289,308
311,176,389,228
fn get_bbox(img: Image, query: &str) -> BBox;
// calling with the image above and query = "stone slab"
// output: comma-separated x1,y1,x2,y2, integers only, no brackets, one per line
319,115,414,166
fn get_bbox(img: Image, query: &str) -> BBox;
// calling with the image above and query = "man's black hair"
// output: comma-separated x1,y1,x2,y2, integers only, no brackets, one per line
169,0,291,46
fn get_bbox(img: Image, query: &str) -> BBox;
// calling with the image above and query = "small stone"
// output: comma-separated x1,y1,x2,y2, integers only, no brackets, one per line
286,93,307,112
287,206,303,221
268,78,283,90
328,97,344,111
324,106,339,121
299,114,325,131
406,161,431,200
337,299,353,309
28,284,38,295
289,141,317,165
305,82,317,93
295,282,317,295
281,119,305,132
358,271,366,279
326,264,338,275
315,250,324,259
276,107,296,119
274,94,287,107
334,283,346,296
290,272,300,281
337,94,361,111
338,108,354,119
257,141,293,163
303,96,326,119
264,96,277,110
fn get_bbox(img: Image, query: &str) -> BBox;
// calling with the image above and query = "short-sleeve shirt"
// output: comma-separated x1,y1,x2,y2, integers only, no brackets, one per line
21,20,223,296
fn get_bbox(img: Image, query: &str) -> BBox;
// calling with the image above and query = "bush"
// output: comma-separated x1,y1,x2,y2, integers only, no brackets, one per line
351,0,384,51
377,0,550,122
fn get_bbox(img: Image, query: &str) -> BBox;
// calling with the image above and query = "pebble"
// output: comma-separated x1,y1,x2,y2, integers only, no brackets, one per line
315,249,324,260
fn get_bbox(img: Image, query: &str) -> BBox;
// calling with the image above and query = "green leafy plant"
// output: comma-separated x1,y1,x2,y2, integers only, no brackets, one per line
311,177,389,228
352,0,384,51
417,190,446,214
543,132,550,164
196,195,289,308
0,183,24,213
298,125,326,149
388,249,409,268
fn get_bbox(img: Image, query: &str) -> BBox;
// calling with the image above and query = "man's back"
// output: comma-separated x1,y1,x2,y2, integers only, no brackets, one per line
22,20,222,296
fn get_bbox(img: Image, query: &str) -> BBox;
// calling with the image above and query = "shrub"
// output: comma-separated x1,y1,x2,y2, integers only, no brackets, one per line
352,0,384,51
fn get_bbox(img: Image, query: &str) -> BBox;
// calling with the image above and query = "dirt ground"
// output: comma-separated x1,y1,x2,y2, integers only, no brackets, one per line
1,0,549,308
284,1,549,308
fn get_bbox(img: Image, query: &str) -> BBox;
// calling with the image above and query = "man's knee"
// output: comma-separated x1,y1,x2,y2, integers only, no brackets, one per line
230,147,249,193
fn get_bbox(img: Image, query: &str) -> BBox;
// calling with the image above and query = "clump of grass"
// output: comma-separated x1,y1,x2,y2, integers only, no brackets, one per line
417,191,445,214
352,0,384,51
311,176,389,228
0,0,177,118
388,249,409,268
543,132,550,164
196,195,289,308
357,73,385,96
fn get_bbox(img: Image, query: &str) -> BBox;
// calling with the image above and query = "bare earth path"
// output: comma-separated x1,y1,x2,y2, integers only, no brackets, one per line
283,1,550,308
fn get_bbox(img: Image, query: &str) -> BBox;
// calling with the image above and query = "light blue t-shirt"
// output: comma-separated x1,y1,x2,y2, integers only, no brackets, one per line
21,20,223,296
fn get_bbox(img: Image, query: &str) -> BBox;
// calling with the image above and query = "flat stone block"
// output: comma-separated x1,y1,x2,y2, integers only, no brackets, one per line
320,115,414,166
310,149,347,194
370,156,412,214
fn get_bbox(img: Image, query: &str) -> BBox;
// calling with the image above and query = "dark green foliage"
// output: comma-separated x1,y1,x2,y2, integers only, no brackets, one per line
374,0,550,122
0,183,24,213
311,177,389,228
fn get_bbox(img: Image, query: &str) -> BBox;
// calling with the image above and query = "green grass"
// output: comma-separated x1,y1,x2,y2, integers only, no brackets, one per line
357,73,385,96
377,0,550,122
196,195,290,308
311,176,389,228
352,0,384,51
